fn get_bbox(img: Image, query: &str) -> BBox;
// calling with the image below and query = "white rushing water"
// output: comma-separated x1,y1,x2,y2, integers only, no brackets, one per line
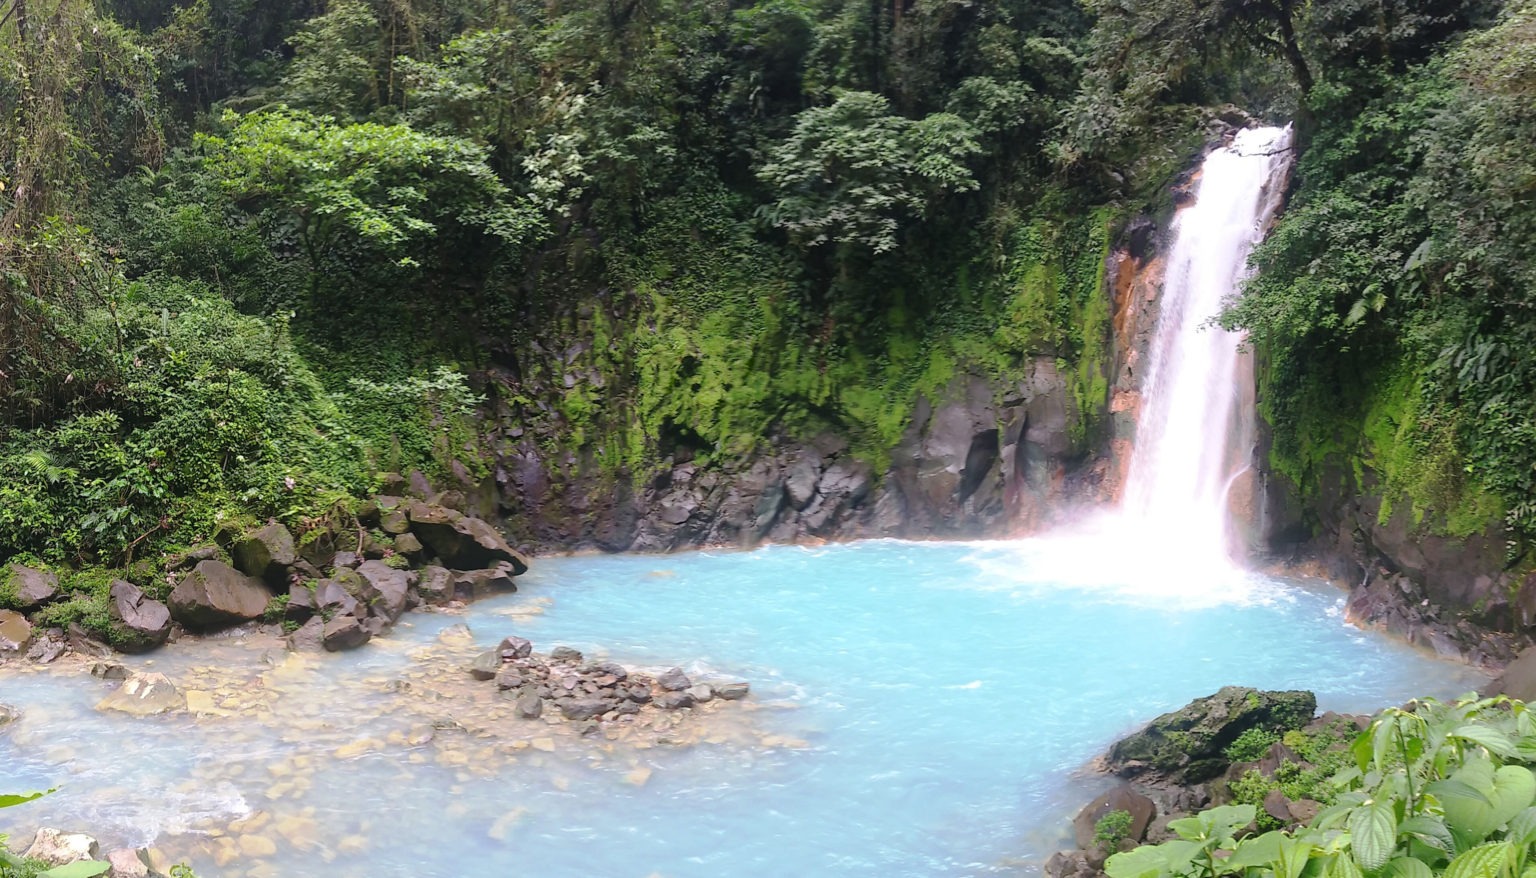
1121,126,1294,565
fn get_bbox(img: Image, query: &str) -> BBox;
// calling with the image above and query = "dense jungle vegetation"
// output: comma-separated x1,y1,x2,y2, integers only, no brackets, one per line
0,0,1532,598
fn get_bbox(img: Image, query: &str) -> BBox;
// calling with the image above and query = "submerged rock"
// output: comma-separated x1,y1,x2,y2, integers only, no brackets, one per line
0,702,19,726
169,561,272,631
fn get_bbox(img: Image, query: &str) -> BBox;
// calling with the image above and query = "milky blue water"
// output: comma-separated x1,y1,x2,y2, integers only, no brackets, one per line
0,538,1486,877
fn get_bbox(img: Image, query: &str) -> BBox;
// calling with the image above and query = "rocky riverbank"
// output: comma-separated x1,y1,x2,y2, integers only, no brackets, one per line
1045,687,1369,878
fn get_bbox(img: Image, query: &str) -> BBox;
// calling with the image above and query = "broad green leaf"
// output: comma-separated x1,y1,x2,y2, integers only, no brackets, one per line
1349,799,1397,872
1430,761,1535,842
38,862,112,878
1443,842,1513,878
1452,725,1520,759
1226,831,1286,870
0,789,53,809
1382,856,1435,878
1330,850,1366,878
1107,841,1198,878
1277,836,1318,878
1399,816,1455,853
1505,806,1536,847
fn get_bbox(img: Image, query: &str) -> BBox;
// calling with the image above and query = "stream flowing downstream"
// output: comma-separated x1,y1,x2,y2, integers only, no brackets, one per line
0,540,1486,877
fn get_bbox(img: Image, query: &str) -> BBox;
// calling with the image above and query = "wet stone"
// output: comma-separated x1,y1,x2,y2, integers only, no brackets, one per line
686,684,715,704
91,662,130,681
469,649,503,681
715,682,751,701
586,661,628,682
656,691,695,710
560,698,612,721
494,668,525,691
549,646,583,663
497,636,533,659
657,668,692,692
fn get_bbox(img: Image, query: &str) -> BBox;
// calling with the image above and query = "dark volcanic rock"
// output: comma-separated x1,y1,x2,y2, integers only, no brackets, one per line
322,614,371,651
169,561,272,631
515,693,544,719
407,501,530,573
231,523,298,587
656,691,696,710
414,565,455,605
107,580,172,653
716,682,750,701
1106,687,1317,784
355,560,412,623
452,564,518,599
657,667,692,692
5,565,58,609
1073,785,1156,850
498,636,533,659
560,697,613,721
469,649,502,680
287,616,325,652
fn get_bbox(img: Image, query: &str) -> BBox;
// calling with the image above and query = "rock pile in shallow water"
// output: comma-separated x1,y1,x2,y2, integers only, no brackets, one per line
466,637,751,726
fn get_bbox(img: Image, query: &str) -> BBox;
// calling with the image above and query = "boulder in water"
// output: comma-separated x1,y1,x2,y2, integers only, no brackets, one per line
716,682,750,701
322,614,371,651
97,672,184,716
1106,687,1316,784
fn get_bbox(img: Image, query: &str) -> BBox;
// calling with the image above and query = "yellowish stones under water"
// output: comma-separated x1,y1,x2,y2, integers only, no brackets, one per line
10,598,807,876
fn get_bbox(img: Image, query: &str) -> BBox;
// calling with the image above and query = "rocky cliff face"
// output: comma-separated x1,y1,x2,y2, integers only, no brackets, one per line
1258,458,1528,665
488,356,1114,554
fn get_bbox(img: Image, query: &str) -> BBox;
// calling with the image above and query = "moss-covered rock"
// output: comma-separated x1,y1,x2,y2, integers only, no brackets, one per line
1106,687,1317,784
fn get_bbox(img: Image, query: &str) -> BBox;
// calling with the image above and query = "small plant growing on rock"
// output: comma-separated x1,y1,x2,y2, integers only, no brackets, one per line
1224,727,1280,763
1095,809,1135,852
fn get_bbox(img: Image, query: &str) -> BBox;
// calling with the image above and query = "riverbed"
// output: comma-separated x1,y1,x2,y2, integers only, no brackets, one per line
0,537,1487,877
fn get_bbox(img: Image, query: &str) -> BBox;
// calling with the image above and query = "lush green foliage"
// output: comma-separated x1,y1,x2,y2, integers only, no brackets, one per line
1109,696,1536,878
1221,0,1536,552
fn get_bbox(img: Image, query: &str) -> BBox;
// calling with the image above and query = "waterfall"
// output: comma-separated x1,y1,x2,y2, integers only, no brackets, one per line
1120,126,1294,564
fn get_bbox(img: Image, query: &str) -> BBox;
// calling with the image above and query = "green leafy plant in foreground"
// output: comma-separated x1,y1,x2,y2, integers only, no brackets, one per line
1108,695,1536,878
0,789,111,878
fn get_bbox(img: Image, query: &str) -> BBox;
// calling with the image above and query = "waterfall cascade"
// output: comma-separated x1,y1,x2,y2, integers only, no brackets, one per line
1120,126,1295,564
